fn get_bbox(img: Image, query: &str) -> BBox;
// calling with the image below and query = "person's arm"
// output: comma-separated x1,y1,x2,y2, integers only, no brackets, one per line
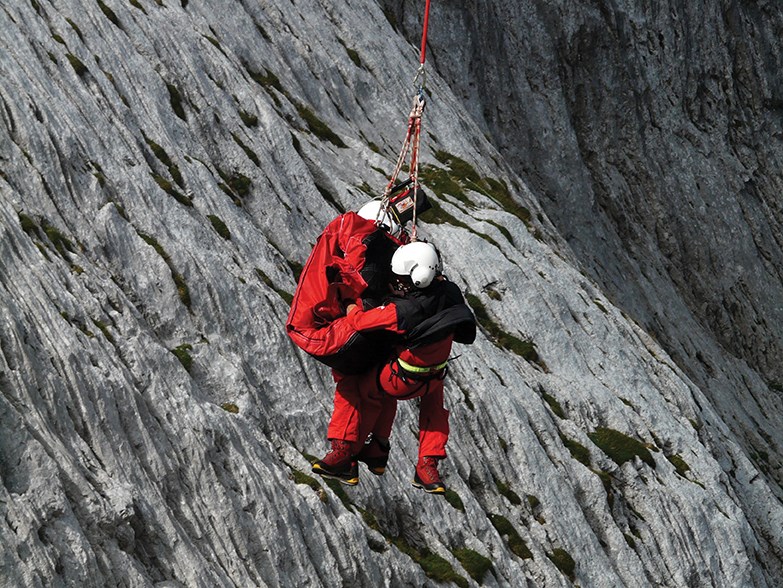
345,303,402,333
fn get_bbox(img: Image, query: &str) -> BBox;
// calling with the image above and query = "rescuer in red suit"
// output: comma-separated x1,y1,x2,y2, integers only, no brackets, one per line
311,241,476,493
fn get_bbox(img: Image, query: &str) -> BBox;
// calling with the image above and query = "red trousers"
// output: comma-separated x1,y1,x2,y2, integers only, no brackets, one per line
326,337,453,460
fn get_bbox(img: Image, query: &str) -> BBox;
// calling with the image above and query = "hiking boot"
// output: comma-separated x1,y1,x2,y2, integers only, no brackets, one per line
356,435,390,475
312,440,359,486
412,456,445,494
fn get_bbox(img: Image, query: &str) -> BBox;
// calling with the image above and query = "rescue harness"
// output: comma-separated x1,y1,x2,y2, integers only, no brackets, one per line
378,0,432,242
392,357,449,386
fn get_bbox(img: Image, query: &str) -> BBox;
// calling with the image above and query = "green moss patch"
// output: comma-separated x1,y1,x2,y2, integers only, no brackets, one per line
166,83,187,121
541,389,565,418
316,183,343,213
19,213,42,239
65,18,84,40
361,509,468,586
255,268,293,304
337,38,363,68
138,232,192,309
466,293,542,366
92,318,114,344
40,218,77,258
666,454,690,477
283,261,302,285
452,548,493,584
426,150,532,228
171,343,193,371
217,169,251,202
292,469,326,503
246,65,285,97
231,132,260,166
547,548,576,581
296,103,346,148
420,163,473,207
322,478,352,510
494,478,522,505
220,402,239,414
391,537,467,588
239,109,258,127
97,0,122,28
560,434,591,467
92,164,107,187
66,53,88,76
152,174,192,206
443,489,464,511
144,136,185,188
61,312,94,338
207,214,231,240
489,514,532,559
588,428,655,468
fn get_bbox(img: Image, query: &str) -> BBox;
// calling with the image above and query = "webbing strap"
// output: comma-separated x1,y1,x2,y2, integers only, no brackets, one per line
397,357,448,374
381,0,432,242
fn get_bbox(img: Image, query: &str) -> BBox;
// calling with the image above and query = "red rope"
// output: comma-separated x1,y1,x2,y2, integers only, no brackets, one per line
419,0,431,64
383,94,425,200
382,0,431,241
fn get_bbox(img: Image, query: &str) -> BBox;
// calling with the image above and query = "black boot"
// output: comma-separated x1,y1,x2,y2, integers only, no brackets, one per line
356,435,390,475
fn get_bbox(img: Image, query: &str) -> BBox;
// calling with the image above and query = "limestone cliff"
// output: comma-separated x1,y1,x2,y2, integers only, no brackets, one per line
1,1,782,586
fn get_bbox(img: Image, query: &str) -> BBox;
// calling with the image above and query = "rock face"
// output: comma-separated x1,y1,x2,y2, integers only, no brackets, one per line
384,0,783,475
1,1,781,587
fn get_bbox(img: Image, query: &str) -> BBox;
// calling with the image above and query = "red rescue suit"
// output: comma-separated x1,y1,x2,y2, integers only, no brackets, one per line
285,212,405,374
327,279,476,459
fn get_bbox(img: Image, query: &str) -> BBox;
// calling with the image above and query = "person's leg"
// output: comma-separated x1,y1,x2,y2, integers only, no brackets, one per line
374,338,454,492
354,368,396,475
317,367,395,481
352,368,385,450
417,379,449,460
314,372,363,485
373,393,398,440
378,359,429,400
411,379,449,493
326,372,362,443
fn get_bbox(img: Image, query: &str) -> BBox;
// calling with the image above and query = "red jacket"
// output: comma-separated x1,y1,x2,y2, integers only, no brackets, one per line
286,212,404,373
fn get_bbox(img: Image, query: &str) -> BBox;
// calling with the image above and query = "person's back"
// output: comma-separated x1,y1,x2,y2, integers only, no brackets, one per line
285,204,405,374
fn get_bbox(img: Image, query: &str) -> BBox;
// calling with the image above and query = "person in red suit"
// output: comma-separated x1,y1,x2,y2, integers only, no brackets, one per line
312,241,476,493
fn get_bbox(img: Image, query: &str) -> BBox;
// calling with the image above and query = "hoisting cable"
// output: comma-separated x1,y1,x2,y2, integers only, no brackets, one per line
381,0,432,243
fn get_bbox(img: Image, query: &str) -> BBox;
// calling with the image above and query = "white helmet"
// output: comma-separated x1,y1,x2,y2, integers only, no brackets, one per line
357,200,401,237
391,241,440,288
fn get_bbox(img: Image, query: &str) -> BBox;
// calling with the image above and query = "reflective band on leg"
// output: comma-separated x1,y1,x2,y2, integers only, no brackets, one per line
396,358,448,374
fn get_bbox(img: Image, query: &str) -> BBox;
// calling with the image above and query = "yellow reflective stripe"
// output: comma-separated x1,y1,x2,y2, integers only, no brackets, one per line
396,358,448,373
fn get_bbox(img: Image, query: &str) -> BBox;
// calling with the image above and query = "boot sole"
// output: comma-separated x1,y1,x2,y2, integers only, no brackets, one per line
312,463,359,486
359,463,386,476
411,479,445,494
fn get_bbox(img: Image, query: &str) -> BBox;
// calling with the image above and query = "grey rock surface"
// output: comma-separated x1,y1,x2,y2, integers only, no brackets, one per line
1,1,781,587
387,0,783,480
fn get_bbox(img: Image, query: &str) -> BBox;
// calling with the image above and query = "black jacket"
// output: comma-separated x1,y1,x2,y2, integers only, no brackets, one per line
391,279,476,348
